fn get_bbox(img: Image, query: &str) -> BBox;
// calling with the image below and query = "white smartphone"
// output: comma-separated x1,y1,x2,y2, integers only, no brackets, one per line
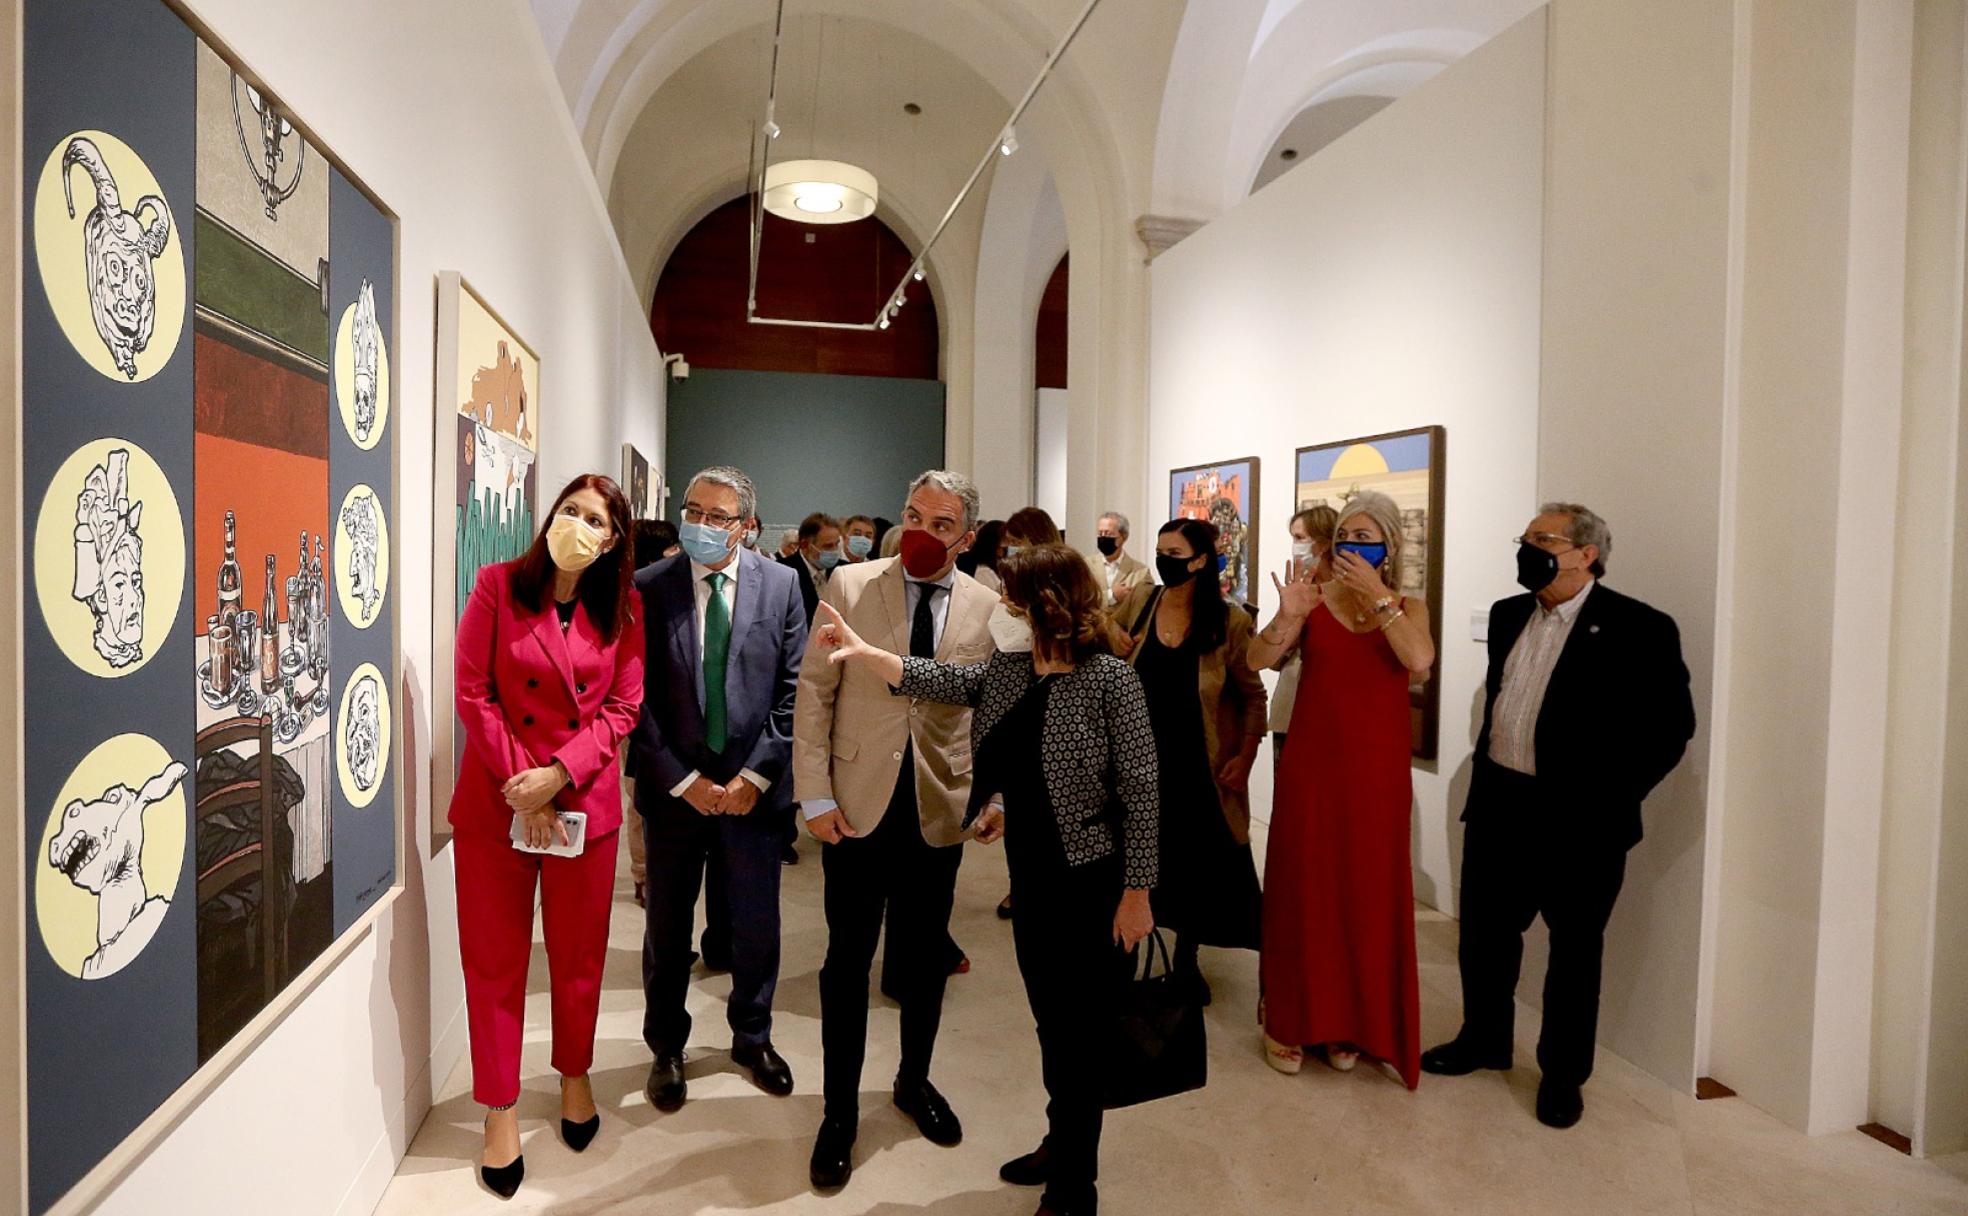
510,810,587,858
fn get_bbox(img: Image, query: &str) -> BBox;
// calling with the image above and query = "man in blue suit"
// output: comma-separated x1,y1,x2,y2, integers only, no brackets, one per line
633,465,807,1110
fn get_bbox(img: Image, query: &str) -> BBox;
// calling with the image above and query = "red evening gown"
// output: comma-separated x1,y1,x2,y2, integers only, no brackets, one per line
1261,602,1421,1088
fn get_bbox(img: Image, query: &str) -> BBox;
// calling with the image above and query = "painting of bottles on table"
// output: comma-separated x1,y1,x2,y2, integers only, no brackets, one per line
19,5,400,1212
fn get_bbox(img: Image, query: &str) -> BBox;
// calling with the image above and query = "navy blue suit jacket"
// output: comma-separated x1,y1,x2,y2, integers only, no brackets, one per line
631,547,807,806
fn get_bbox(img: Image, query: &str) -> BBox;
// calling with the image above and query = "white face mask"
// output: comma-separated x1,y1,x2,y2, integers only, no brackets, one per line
1291,540,1316,561
988,602,1034,653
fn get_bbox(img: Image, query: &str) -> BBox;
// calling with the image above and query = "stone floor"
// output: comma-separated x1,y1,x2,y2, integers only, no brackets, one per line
377,823,1968,1215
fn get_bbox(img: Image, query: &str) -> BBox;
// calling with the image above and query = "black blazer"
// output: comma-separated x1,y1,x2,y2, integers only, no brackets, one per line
630,549,807,802
1466,583,1695,851
778,552,821,625
898,651,1160,889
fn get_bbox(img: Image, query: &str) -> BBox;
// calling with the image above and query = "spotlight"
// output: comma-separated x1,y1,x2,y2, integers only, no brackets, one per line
912,269,925,282
894,292,905,308
999,127,1019,157
878,316,891,329
764,119,781,140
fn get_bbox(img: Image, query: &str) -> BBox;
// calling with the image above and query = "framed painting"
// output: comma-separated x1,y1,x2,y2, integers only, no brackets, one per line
622,442,651,519
429,272,540,854
1295,426,1446,760
1169,457,1260,606
19,2,402,1211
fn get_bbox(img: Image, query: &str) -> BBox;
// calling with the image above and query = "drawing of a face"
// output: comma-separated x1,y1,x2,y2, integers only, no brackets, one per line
346,675,380,791
352,279,379,440
71,448,148,668
342,491,381,618
48,764,184,896
63,137,172,380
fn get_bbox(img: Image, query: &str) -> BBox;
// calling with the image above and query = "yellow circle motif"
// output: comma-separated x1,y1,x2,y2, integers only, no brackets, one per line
33,130,187,383
336,661,391,808
33,437,186,678
334,287,391,450
36,733,189,981
334,484,390,629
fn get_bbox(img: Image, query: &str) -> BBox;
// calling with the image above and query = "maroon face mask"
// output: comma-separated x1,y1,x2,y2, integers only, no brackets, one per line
899,527,958,579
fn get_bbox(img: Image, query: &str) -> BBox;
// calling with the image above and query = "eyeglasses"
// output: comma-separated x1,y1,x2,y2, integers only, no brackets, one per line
1512,532,1577,551
683,506,743,529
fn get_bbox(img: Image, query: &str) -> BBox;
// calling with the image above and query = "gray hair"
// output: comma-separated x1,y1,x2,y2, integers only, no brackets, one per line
1099,511,1131,537
685,465,757,522
906,469,981,532
1333,489,1406,590
1542,501,1611,576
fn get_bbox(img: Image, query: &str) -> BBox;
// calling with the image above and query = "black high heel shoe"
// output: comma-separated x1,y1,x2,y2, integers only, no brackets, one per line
561,1077,601,1152
479,1109,524,1200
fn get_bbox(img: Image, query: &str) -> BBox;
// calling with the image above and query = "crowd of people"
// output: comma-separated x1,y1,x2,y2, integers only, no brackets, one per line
446,462,1696,1211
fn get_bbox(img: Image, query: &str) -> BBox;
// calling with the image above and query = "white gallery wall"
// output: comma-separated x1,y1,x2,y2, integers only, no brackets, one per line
14,1,666,1213
1147,13,1547,924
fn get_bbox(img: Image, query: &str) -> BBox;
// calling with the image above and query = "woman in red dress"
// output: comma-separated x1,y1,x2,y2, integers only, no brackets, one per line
1247,490,1436,1086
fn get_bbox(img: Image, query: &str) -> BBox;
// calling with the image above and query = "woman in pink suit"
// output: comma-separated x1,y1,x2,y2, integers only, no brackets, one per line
450,473,645,1199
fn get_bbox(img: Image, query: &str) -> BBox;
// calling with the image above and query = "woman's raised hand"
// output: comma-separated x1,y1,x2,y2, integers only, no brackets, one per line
814,600,871,665
1271,559,1322,619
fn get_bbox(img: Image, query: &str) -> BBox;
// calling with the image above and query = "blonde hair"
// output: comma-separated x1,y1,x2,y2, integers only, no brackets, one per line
1334,490,1405,590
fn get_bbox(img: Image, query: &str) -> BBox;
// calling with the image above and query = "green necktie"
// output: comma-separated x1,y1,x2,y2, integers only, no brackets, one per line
703,571,731,753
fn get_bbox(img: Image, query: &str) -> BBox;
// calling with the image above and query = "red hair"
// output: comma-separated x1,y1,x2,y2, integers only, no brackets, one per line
510,473,638,641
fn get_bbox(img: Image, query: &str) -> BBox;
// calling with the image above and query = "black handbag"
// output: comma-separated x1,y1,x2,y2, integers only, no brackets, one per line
1102,930,1208,1109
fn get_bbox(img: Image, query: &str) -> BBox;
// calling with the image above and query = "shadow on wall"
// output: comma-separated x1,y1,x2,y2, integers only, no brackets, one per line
373,660,434,1145
1414,682,1483,913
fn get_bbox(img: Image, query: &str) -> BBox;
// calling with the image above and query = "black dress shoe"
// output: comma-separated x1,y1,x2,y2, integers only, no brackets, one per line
732,1042,795,1096
809,1117,857,1190
1420,1038,1514,1077
561,1113,600,1152
999,1145,1052,1187
478,1156,524,1200
893,1077,963,1146
646,1052,687,1112
1536,1078,1585,1129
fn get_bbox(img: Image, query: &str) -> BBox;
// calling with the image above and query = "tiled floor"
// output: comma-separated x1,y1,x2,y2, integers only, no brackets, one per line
376,824,1968,1215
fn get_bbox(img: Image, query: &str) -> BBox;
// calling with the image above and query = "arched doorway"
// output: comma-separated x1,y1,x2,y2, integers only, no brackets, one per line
1033,253,1069,525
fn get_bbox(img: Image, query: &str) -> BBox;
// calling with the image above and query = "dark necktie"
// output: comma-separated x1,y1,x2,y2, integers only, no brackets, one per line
910,582,941,659
703,571,730,752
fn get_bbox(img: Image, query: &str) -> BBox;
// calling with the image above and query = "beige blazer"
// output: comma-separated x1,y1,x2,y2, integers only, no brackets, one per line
1095,551,1152,606
793,556,998,846
1115,585,1270,843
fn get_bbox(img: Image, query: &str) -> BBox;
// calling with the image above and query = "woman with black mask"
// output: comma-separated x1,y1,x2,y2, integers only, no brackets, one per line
1110,518,1267,1000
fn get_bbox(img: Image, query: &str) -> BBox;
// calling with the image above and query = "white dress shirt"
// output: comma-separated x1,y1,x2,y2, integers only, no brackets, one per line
1102,556,1121,603
1487,580,1594,776
670,551,771,797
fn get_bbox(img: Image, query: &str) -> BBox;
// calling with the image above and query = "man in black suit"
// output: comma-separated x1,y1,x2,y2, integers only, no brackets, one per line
779,512,843,625
1421,503,1695,1129
633,466,808,1109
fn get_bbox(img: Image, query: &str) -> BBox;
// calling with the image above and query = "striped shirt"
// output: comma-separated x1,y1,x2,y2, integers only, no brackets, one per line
1487,581,1594,776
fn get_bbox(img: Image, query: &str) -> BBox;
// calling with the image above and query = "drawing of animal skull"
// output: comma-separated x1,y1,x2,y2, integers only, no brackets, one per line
342,491,382,619
63,137,173,380
351,279,380,441
346,674,381,792
70,448,147,667
48,760,187,979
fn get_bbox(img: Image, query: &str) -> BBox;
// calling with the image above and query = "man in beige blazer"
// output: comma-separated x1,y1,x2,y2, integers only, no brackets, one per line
1095,510,1152,606
795,469,1000,1190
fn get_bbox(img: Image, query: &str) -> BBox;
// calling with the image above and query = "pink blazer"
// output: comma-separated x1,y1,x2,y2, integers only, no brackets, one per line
448,559,646,840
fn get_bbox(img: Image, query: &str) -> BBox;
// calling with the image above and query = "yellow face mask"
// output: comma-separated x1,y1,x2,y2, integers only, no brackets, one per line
547,514,608,572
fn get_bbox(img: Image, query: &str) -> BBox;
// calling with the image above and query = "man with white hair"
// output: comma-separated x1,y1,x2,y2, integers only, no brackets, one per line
1422,503,1694,1131
1093,510,1150,606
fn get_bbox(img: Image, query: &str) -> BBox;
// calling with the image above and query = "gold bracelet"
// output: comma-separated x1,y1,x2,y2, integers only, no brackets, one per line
1379,609,1405,631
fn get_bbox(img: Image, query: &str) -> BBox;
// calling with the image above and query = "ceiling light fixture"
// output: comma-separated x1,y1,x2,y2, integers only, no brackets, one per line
745,0,1105,331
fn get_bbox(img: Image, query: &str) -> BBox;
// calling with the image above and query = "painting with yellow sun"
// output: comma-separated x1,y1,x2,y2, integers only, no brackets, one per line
1296,426,1446,759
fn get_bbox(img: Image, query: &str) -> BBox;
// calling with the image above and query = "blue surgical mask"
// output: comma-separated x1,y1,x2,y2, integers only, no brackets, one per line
679,520,735,565
1334,541,1388,570
816,546,842,571
846,534,874,558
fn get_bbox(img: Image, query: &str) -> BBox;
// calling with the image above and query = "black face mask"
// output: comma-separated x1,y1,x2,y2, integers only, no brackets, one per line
1157,554,1200,588
1516,542,1560,593
1096,535,1120,558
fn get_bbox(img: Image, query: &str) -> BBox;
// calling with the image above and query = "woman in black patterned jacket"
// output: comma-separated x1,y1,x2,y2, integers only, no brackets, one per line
813,543,1158,1216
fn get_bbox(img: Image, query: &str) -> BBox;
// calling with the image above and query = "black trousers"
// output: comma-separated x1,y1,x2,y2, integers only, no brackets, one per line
641,794,784,1054
1010,855,1125,1212
1455,760,1628,1088
818,767,963,1122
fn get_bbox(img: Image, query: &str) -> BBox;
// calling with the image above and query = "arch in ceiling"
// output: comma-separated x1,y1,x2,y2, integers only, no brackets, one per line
1152,0,1541,220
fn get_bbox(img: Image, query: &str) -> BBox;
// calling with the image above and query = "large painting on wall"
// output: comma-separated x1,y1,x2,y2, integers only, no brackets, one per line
1170,457,1260,606
1295,426,1446,760
430,272,541,853
20,3,401,1212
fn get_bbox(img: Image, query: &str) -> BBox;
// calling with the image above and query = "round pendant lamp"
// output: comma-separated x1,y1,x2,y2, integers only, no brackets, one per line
763,159,879,224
